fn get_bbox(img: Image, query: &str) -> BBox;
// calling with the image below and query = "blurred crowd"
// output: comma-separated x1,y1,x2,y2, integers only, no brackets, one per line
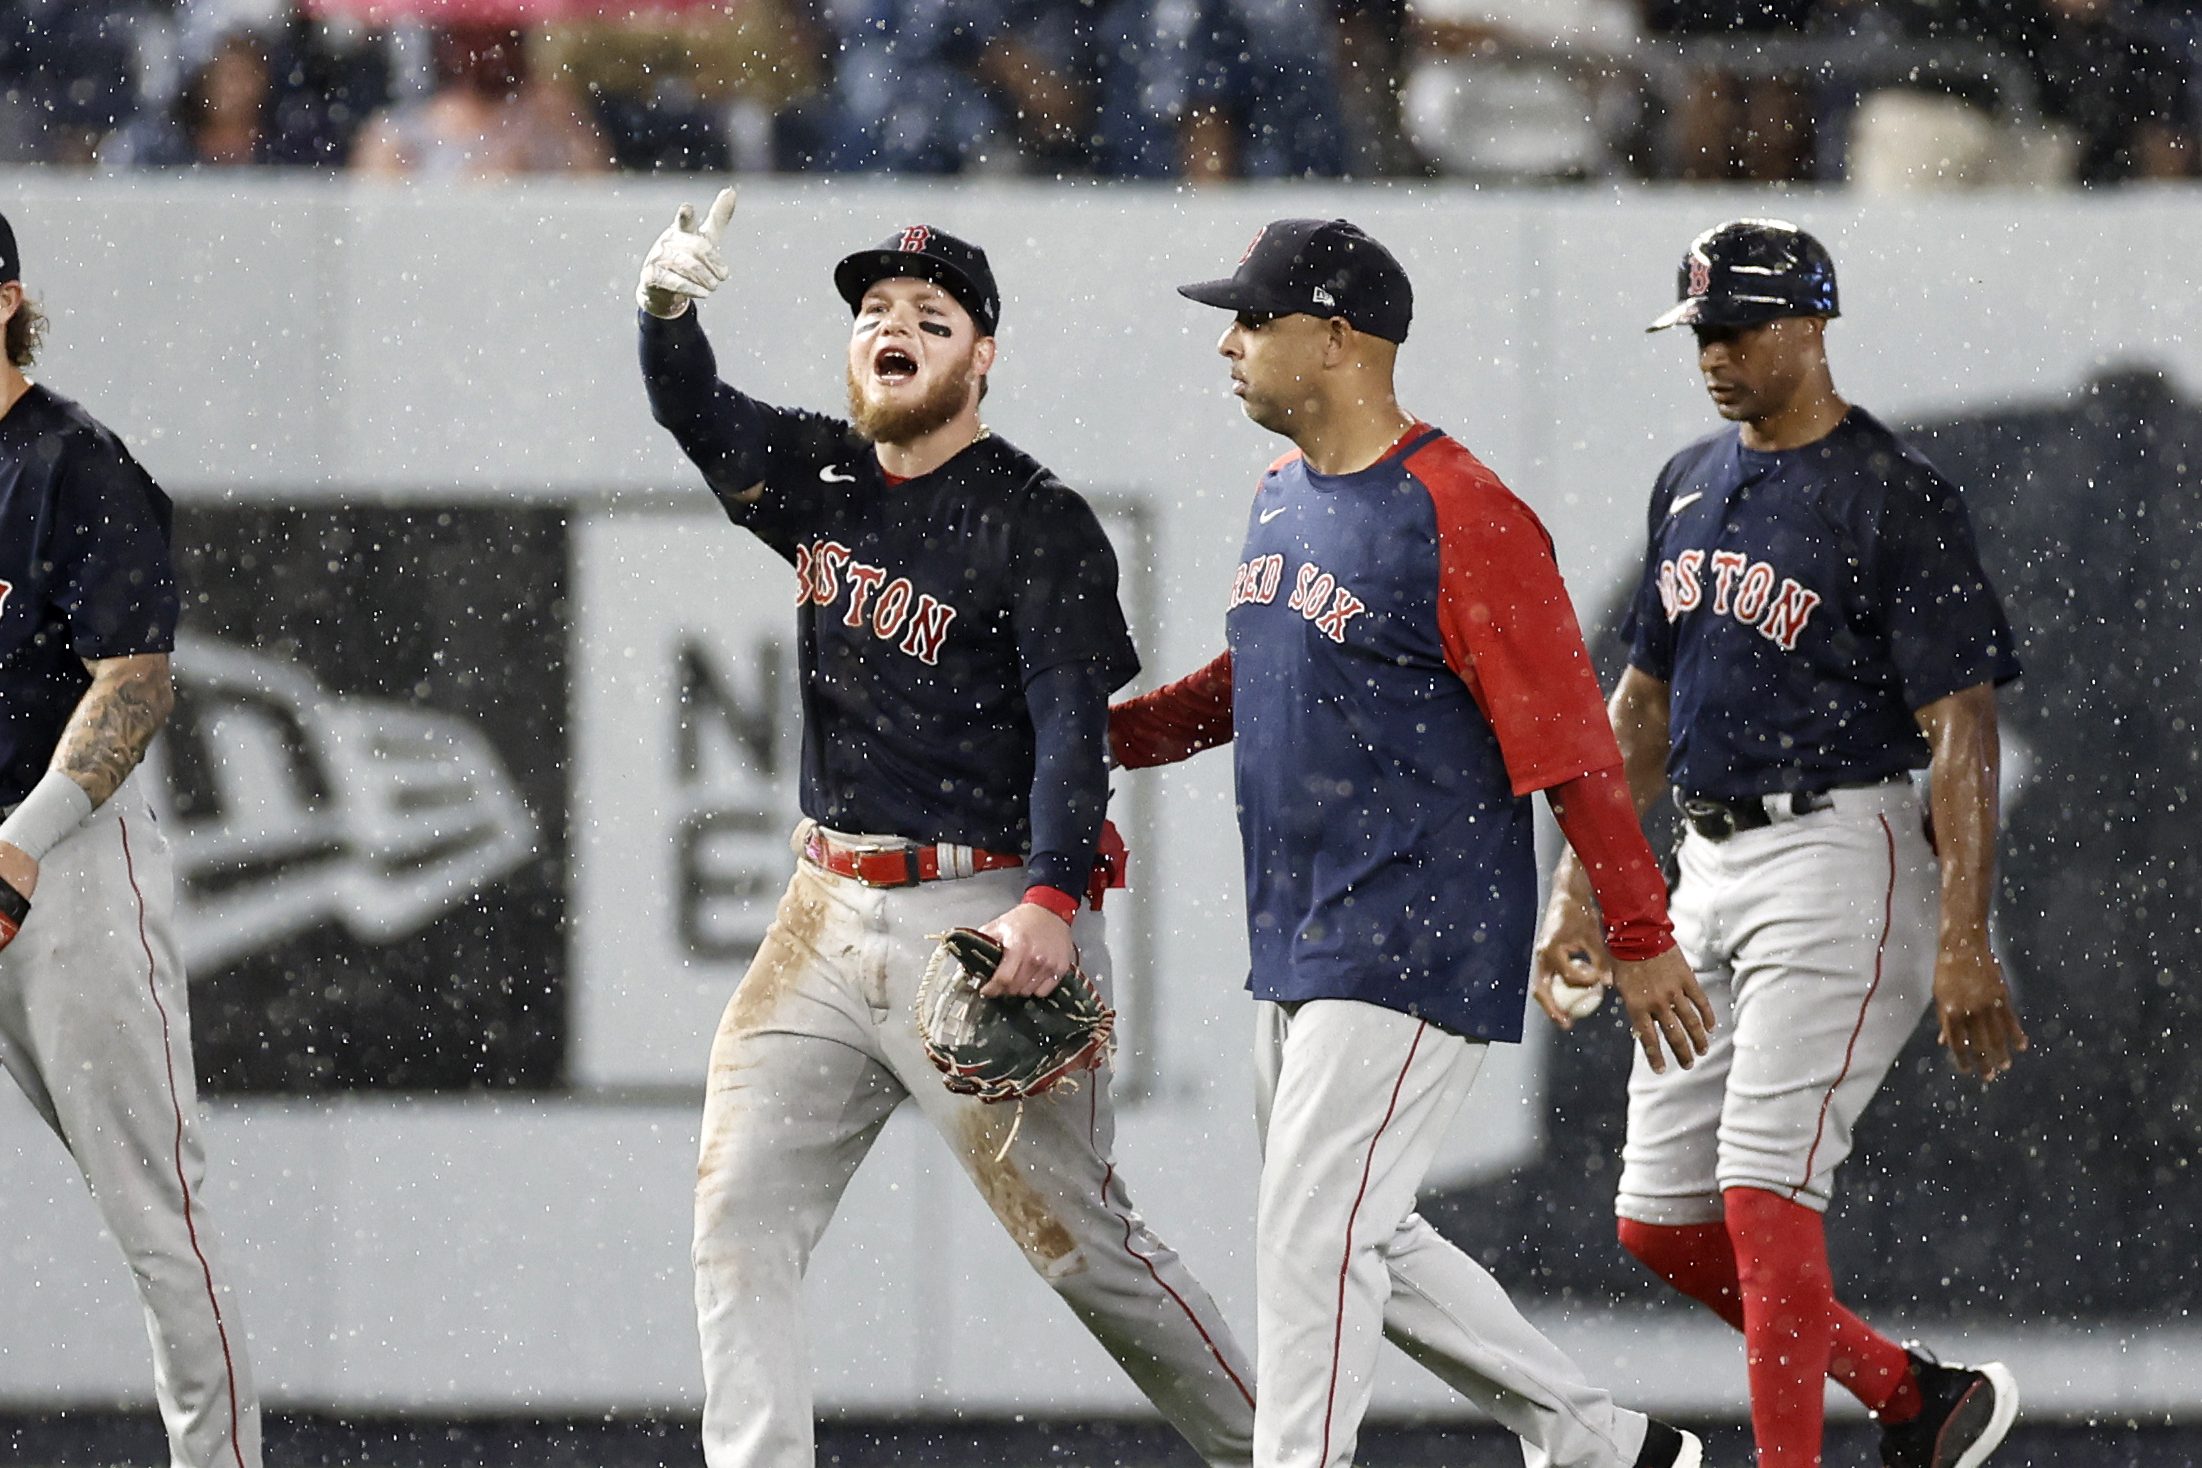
0,0,2194,185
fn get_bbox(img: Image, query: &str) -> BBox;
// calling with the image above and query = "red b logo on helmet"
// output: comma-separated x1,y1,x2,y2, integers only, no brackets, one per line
1239,228,1266,265
899,225,932,254
1687,257,1712,297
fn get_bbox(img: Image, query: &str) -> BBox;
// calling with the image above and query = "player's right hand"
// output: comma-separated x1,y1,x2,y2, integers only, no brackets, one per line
637,188,738,319
977,902,1076,1000
0,842,37,954
1611,947,1714,1075
1531,890,1611,1030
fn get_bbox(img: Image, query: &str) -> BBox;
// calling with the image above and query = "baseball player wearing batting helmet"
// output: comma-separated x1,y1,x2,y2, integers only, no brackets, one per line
0,211,261,1468
1112,218,1711,1468
634,192,1257,1468
1535,219,2026,1468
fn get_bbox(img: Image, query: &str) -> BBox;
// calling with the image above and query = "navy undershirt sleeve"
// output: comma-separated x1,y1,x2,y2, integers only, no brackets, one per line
638,308,777,515
1622,465,1679,681
1022,660,1111,897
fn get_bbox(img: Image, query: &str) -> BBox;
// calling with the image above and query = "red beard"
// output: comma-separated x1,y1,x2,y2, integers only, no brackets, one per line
845,362,974,446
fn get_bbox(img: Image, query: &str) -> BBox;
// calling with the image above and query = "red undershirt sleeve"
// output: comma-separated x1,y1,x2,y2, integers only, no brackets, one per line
1108,651,1234,770
1547,764,1676,960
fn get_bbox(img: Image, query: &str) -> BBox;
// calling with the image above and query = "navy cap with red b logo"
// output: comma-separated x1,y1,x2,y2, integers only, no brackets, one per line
834,225,1001,336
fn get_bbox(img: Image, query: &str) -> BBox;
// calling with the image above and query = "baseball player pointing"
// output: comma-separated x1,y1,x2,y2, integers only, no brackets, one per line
0,211,260,1468
1534,220,2025,1468
634,193,1257,1468
1114,218,1711,1468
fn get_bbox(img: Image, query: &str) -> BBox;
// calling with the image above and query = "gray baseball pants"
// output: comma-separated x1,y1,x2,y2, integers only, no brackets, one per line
1254,999,1653,1468
694,825,1257,1468
0,776,260,1468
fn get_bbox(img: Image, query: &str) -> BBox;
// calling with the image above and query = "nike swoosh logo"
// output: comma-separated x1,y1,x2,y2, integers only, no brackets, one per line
820,466,857,483
1667,491,1705,517
1259,506,1289,524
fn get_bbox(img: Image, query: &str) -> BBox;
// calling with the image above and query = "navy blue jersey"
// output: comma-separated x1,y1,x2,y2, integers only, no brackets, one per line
1229,428,1623,1042
0,385,179,806
1623,407,2020,800
639,312,1139,879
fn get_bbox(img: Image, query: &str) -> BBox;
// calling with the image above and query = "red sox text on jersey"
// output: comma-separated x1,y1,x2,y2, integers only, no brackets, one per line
792,538,959,665
1654,547,1821,652
1228,553,1368,643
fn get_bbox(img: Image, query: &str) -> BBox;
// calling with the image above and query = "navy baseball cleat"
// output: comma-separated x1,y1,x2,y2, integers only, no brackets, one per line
1879,1347,2018,1468
1635,1420,1704,1468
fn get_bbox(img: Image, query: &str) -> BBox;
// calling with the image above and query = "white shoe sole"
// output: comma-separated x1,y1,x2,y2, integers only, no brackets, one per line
1674,1427,1704,1468
1952,1361,2019,1468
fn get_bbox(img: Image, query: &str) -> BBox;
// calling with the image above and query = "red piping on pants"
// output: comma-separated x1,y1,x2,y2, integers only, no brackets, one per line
1796,815,1898,1199
1090,1083,1255,1409
1321,1020,1426,1466
122,816,247,1468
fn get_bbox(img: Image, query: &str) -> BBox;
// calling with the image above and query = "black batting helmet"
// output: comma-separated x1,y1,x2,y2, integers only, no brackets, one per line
1648,219,1839,332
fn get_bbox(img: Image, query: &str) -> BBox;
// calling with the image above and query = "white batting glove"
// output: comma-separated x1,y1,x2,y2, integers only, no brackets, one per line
637,187,737,319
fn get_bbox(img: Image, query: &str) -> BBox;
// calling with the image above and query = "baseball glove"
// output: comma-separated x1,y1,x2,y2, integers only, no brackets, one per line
915,927,1115,1106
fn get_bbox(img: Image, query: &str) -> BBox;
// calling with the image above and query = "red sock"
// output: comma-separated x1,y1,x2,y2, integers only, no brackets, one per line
1618,1211,1922,1425
1724,1188,1837,1467
1618,1217,1746,1328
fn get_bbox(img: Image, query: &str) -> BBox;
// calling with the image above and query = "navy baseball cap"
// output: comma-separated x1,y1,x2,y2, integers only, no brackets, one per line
1180,218,1413,344
1649,218,1839,332
0,211,18,284
834,226,1001,337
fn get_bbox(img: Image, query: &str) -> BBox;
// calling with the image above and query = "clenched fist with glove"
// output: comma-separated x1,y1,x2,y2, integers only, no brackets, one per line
637,187,738,319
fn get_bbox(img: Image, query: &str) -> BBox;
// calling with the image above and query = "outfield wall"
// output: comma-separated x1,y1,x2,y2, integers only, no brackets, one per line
0,172,2197,1420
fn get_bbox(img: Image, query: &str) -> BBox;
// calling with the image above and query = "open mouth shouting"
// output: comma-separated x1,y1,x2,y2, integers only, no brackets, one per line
873,344,920,385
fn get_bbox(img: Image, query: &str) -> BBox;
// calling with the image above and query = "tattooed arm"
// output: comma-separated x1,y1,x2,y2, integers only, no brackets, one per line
0,653,174,904
54,652,176,806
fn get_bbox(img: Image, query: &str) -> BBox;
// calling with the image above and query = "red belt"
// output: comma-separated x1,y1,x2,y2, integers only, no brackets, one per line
802,821,1130,908
802,830,1023,888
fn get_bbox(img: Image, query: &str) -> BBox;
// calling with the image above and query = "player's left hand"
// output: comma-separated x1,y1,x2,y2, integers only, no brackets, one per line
977,902,1076,999
1933,937,2027,1082
1611,947,1715,1075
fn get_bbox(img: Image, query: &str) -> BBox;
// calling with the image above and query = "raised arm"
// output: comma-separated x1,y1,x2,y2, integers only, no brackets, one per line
634,189,773,509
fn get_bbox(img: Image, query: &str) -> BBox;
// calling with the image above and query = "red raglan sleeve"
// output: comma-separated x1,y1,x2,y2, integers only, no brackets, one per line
1425,453,1622,795
1420,445,1674,959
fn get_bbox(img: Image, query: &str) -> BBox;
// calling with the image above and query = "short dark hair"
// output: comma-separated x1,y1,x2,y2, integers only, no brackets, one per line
6,292,45,368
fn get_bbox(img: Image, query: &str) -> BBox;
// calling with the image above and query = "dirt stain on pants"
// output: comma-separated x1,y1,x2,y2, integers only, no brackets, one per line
956,1107,1084,1280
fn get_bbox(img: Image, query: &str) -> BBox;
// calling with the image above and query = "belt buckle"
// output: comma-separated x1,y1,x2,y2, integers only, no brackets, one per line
1679,797,1735,841
880,844,924,888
